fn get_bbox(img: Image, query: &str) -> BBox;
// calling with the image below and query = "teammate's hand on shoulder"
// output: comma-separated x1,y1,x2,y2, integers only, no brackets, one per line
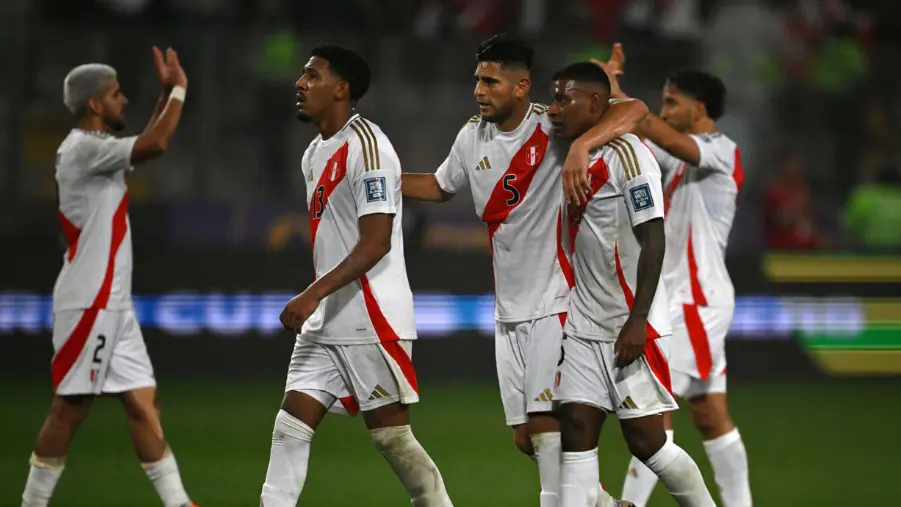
280,290,321,334
563,142,591,206
614,316,646,368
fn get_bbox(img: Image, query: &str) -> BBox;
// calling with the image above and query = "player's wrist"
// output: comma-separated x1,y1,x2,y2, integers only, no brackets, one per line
168,85,186,103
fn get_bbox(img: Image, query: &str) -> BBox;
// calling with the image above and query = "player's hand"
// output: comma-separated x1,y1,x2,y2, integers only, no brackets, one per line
165,47,188,89
562,141,592,206
280,291,321,334
614,316,647,368
152,46,171,89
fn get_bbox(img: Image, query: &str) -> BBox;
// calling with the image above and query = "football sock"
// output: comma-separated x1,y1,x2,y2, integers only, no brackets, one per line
260,409,314,507
704,428,752,507
21,454,65,507
530,432,561,507
370,425,453,507
643,441,716,507
141,446,191,507
621,429,672,506
560,448,599,507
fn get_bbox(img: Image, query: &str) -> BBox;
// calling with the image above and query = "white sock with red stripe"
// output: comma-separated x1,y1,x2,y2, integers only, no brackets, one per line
21,454,65,507
643,441,716,507
141,447,192,507
530,432,561,507
371,425,453,507
704,428,752,507
621,429,672,506
260,410,315,507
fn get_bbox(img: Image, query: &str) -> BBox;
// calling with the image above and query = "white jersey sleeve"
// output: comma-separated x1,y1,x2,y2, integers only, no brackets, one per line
434,119,475,194
609,137,666,227
77,135,138,176
645,140,682,176
689,133,739,175
348,132,401,218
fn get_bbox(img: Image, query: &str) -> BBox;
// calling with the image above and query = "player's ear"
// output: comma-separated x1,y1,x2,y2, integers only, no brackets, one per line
515,77,531,100
334,80,350,102
85,97,102,116
692,99,707,122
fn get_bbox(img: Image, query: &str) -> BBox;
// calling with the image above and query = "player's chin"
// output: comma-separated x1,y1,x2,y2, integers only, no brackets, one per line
296,111,312,123
552,126,576,140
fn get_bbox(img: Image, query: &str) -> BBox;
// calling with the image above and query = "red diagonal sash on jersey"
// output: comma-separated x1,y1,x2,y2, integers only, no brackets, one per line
566,157,610,254
58,211,82,262
663,162,686,216
51,193,130,389
360,275,418,393
732,147,745,193
481,124,550,241
613,243,662,340
309,142,350,255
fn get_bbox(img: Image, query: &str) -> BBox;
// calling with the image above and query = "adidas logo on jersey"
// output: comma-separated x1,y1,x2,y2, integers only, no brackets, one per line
368,384,391,401
475,156,491,171
533,388,554,403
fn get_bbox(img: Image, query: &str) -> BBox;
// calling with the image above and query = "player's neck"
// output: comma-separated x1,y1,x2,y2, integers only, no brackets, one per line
496,100,531,133
688,117,717,135
76,117,109,134
317,105,355,140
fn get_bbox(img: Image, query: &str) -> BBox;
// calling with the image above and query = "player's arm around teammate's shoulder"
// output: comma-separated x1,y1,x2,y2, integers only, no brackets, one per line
280,127,399,332
612,135,667,367
400,116,477,203
131,47,189,164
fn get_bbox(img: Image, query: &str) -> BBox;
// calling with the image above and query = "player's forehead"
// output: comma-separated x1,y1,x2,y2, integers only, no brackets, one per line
103,76,121,95
550,79,578,97
304,56,332,75
662,83,687,101
473,61,505,79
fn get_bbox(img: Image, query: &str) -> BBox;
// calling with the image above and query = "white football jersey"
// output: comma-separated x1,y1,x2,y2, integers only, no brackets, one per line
435,104,572,323
301,114,416,345
53,129,137,312
649,133,744,308
564,134,671,342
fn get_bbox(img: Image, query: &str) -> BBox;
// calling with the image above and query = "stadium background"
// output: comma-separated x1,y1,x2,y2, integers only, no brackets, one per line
2,0,901,505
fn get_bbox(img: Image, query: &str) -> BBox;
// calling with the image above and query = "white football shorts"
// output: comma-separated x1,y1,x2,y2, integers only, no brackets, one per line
555,334,678,419
668,304,733,398
52,309,155,396
495,314,567,426
285,335,419,416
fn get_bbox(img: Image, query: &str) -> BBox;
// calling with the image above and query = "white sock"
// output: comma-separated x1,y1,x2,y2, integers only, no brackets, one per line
21,454,65,507
643,441,716,507
531,432,561,507
560,449,599,507
370,425,453,507
260,410,315,507
704,428,752,507
622,429,672,506
141,447,191,507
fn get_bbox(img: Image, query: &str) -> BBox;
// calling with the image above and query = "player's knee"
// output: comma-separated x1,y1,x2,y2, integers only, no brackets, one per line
512,425,534,456
621,419,667,462
689,396,734,439
122,395,160,426
49,395,92,428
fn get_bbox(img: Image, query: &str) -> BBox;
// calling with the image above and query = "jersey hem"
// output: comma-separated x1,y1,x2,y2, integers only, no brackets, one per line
300,332,418,345
564,330,672,342
494,304,570,324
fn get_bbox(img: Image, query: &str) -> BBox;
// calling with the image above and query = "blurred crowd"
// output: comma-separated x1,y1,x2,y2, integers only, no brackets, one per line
3,0,901,252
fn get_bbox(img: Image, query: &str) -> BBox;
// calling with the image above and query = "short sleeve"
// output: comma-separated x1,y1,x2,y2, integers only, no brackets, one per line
689,133,737,175
610,137,665,227
434,125,471,194
86,135,137,176
349,134,401,218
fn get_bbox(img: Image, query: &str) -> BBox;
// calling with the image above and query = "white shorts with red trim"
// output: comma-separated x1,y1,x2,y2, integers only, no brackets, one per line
669,304,733,383
496,314,566,426
285,336,419,416
52,309,155,396
671,369,727,399
555,334,677,419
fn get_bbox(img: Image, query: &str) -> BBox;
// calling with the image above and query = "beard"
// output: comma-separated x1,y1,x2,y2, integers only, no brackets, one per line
103,114,126,132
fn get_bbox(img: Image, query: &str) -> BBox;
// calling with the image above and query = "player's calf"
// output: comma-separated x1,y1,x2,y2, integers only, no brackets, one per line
22,395,92,507
120,388,194,507
688,394,752,507
620,416,716,507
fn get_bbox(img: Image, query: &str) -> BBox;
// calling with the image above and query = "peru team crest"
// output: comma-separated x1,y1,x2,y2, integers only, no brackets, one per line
526,146,538,167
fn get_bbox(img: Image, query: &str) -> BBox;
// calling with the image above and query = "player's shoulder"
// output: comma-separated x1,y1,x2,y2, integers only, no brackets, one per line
57,129,105,165
603,134,658,179
344,115,399,170
693,131,737,151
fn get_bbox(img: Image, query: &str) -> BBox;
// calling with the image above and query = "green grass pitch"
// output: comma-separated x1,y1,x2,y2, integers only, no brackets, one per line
2,378,899,506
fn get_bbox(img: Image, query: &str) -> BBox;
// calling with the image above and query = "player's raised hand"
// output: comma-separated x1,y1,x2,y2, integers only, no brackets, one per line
614,316,647,368
152,46,171,88
562,143,592,206
165,48,188,89
280,291,321,334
